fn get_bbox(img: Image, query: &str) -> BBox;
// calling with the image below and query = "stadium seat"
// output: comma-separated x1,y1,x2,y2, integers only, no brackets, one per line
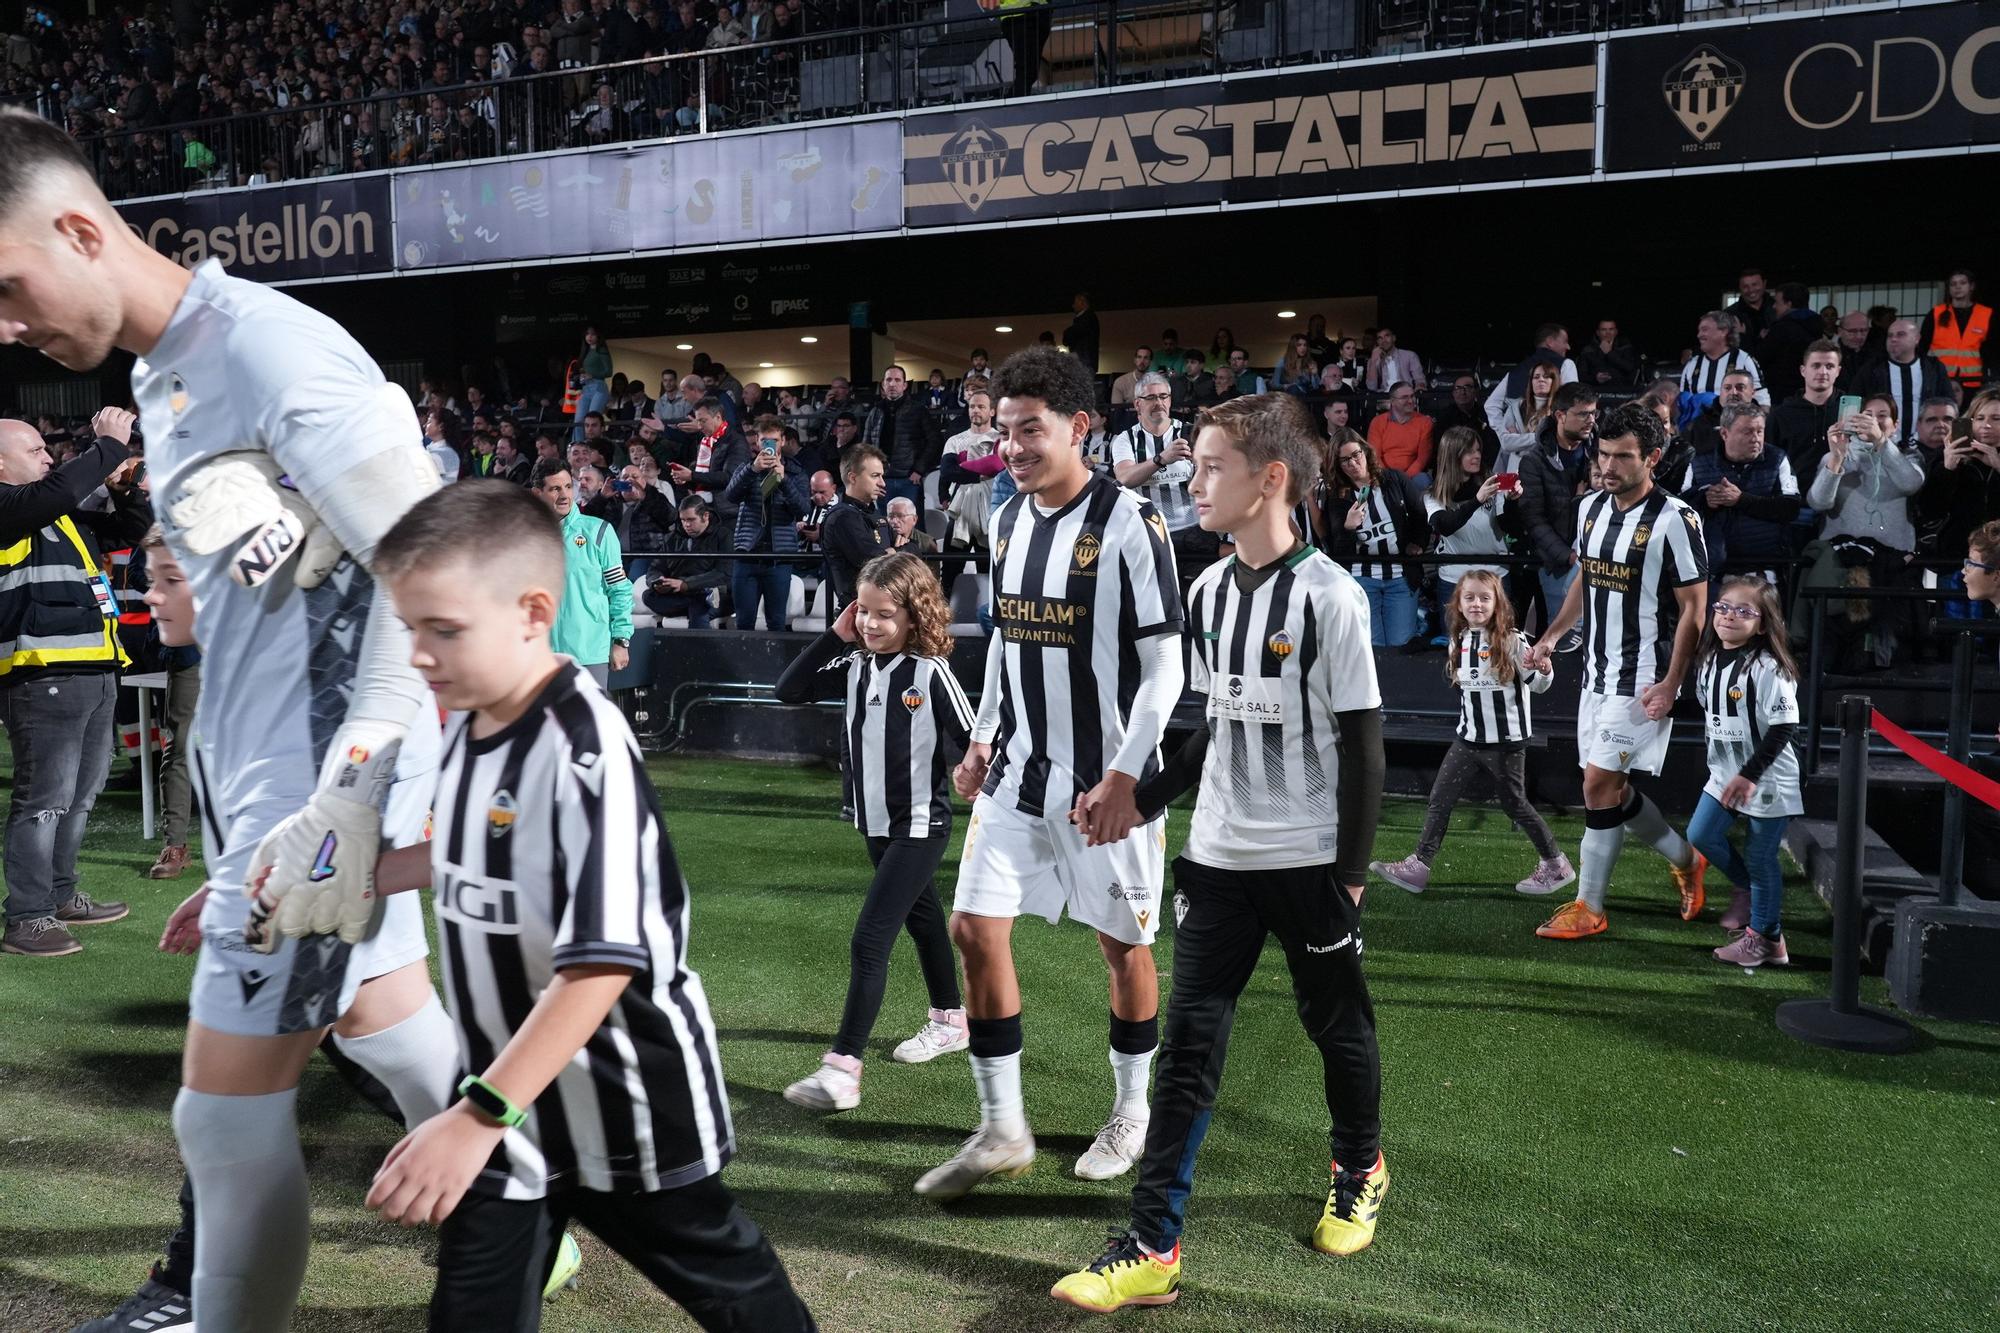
948,569,986,636
924,509,949,543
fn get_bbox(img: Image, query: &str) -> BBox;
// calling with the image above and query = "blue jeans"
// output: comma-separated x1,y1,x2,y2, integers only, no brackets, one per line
730,558,793,631
571,377,608,440
1353,574,1417,646
1686,792,1789,937
1539,562,1579,634
0,671,117,922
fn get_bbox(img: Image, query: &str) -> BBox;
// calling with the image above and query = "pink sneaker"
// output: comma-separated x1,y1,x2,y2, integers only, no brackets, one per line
1371,855,1430,894
784,1051,862,1110
1514,855,1576,896
1718,888,1752,932
1713,928,1789,968
893,1007,970,1063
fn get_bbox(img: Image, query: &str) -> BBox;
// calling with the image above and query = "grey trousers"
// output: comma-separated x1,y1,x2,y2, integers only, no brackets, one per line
1,671,119,922
159,664,202,847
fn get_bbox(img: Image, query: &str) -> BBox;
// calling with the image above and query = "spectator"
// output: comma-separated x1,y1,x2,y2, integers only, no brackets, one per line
1081,407,1114,471
1579,318,1639,386
1908,396,1960,473
1681,309,1768,404
575,462,620,523
1758,282,1826,405
645,496,728,627
1853,318,1953,435
1153,329,1188,376
860,365,942,509
1684,403,1801,577
1434,373,1498,466
0,409,145,957
1183,350,1216,408
1109,371,1195,535
1303,313,1337,367
1208,325,1238,366
961,348,993,390
885,496,937,554
1770,339,1846,472
1366,382,1436,489
814,376,855,438
572,323,612,439
1326,431,1428,648
723,417,811,630
820,443,890,613
667,396,750,523
1486,323,1577,434
1325,336,1365,389
422,406,462,482
1425,425,1520,614
1225,346,1267,396
1210,366,1241,404
1063,291,1099,374
937,387,1000,589
535,432,564,466
1321,389,1354,437
1492,361,1559,473
921,370,950,413
464,430,501,479
615,461,678,582
1110,345,1153,407
1919,266,1991,397
1918,387,2000,561
532,457,632,687
1273,333,1318,395
1796,393,1926,668
1683,367,1760,462
795,469,838,575
494,432,533,484
657,371,706,435
1727,267,1774,355
1365,326,1425,392
1834,308,1873,386
1516,383,1601,639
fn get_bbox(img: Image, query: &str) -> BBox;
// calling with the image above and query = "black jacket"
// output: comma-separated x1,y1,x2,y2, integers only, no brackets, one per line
1578,337,1640,386
649,523,728,592
1770,392,1841,472
1064,306,1100,374
688,430,752,520
1917,454,2000,558
861,395,943,478
1516,419,1595,573
1758,308,1827,404
1325,467,1429,588
619,487,678,556
0,435,147,550
820,495,890,610
1851,354,1953,413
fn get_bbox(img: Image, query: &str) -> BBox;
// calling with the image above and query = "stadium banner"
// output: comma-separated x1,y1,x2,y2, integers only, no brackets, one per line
393,121,902,271
1606,3,2000,172
902,44,1597,227
117,176,393,281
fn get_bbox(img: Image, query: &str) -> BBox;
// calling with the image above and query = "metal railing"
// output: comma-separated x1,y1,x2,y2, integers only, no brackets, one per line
66,0,1868,201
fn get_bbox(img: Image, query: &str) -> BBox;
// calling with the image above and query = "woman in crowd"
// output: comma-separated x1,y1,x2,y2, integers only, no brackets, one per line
1688,576,1803,968
1274,332,1319,395
1424,426,1520,618
1327,336,1366,388
1208,325,1238,366
1371,569,1573,896
1494,360,1559,472
1326,431,1427,647
572,323,613,439
1796,391,1925,669
774,553,975,1111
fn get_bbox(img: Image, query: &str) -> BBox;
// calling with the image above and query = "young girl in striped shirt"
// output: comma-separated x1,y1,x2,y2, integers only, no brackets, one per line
1686,576,1801,968
775,551,975,1111
1371,569,1575,895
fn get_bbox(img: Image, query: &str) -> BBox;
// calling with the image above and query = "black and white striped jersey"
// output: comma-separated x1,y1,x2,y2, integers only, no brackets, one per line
1680,348,1769,404
1345,485,1405,580
1107,422,1196,532
984,473,1183,821
778,635,974,838
1574,487,1709,697
1877,359,1924,442
1695,646,1803,817
1184,546,1379,870
431,661,732,1200
1452,627,1550,745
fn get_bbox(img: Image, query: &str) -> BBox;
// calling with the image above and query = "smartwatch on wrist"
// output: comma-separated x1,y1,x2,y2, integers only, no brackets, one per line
457,1074,527,1128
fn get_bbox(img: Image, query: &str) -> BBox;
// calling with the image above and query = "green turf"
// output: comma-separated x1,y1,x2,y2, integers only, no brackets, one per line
2,755,1997,1332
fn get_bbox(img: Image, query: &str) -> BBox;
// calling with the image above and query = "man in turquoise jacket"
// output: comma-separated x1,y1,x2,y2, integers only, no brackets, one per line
531,458,632,688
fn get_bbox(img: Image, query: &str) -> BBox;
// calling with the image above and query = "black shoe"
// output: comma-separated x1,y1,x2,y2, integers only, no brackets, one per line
56,892,130,927
70,1274,193,1332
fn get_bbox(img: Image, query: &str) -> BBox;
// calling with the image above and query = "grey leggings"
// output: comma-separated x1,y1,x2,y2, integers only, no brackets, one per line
1416,739,1560,864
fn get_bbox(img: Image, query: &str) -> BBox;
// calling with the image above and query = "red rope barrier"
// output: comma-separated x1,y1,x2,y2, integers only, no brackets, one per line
1869,710,2000,813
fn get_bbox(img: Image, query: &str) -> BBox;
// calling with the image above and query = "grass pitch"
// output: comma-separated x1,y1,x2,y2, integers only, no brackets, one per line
1,754,1996,1332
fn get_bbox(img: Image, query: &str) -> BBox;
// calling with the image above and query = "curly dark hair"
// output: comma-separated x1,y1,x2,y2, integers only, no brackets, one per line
991,345,1097,419
1596,401,1664,456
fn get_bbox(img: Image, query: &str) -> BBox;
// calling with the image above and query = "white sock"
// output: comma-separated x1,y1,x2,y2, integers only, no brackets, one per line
970,1051,1026,1140
175,1087,310,1333
1578,822,1624,912
332,993,458,1125
1624,792,1694,869
1109,1046,1155,1122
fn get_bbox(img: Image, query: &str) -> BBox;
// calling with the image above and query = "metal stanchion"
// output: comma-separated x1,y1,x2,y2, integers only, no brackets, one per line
1775,694,1917,1053
1935,628,1974,907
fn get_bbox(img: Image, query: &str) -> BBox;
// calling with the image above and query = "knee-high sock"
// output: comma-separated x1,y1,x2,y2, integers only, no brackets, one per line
1108,1011,1158,1122
331,992,457,1126
968,1014,1026,1139
1578,804,1627,912
1623,789,1693,869
174,1087,310,1333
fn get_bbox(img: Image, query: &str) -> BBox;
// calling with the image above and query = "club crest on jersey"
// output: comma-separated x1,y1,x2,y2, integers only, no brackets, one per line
1631,524,1652,548
168,373,189,415
1268,630,1295,659
422,810,435,841
488,790,518,838
1728,686,1744,702
901,686,926,714
1073,532,1101,571
574,534,587,546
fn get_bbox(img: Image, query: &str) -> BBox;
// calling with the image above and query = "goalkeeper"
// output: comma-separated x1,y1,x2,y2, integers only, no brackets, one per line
0,111,463,1333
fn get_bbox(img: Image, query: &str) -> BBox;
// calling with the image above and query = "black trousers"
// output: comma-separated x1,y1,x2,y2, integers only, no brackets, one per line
431,1174,815,1332
1129,857,1381,1252
833,833,961,1057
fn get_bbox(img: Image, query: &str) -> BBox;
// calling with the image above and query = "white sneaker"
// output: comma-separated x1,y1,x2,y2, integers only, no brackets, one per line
914,1124,1036,1200
1515,854,1577,896
1074,1113,1148,1181
783,1052,861,1111
892,1007,970,1064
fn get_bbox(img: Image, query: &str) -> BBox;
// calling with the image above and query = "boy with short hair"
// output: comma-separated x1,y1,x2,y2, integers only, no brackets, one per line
280,479,814,1331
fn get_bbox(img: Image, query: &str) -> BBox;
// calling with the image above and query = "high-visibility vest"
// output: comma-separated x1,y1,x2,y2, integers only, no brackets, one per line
0,515,130,681
561,359,582,415
107,546,153,627
1930,302,1990,389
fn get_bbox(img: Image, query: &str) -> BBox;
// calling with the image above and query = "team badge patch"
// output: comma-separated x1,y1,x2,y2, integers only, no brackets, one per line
1268,630,1294,659
347,744,371,765
168,373,189,415
1631,524,1651,548
574,534,587,546
1174,891,1188,927
1728,686,1744,702
422,810,435,841
488,790,518,838
901,686,926,714
1073,532,1100,570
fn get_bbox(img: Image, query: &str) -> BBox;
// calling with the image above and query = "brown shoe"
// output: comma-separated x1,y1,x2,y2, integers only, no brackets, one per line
2,916,82,957
150,844,192,880
55,892,129,926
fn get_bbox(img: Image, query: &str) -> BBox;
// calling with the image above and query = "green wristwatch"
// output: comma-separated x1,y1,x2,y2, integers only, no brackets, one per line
458,1074,527,1128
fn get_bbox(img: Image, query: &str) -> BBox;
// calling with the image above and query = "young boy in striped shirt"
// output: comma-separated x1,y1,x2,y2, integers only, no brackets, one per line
260,480,815,1332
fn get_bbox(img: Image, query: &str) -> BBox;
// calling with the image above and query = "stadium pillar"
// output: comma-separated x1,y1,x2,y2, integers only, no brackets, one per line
1775,694,1917,1054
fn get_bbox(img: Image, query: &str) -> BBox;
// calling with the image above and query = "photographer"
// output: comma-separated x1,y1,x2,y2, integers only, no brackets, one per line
0,408,149,958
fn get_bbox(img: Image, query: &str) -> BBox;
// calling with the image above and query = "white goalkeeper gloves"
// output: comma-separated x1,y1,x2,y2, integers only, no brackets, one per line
245,720,403,952
166,450,344,590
